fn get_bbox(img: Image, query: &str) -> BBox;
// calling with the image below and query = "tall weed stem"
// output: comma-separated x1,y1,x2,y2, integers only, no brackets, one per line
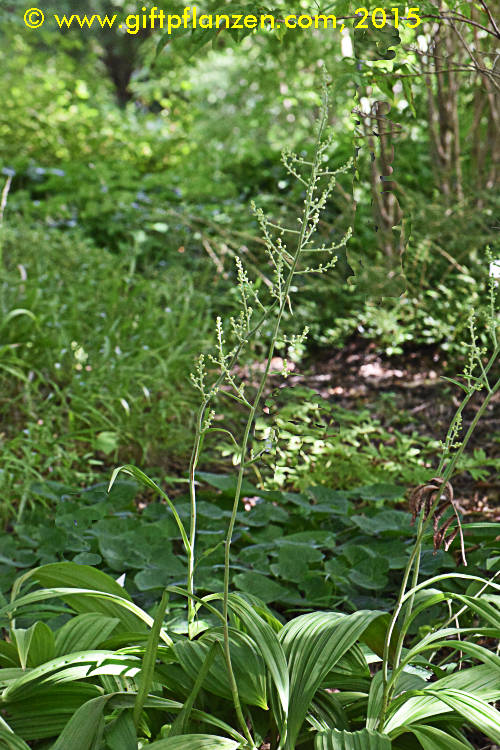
187,77,353,741
221,101,330,745
378,335,500,728
187,306,275,630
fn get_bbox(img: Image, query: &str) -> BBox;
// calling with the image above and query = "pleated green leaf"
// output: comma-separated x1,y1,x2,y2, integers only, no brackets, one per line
384,664,500,733
12,562,130,601
359,613,398,661
2,651,140,702
403,724,473,749
168,641,219,738
12,622,54,669
215,594,289,715
414,640,500,674
0,643,18,669
366,670,384,730
446,594,500,630
315,728,391,749
279,610,388,749
143,735,240,749
400,626,498,667
51,694,110,750
133,590,169,727
10,563,145,635
310,690,349,732
54,614,120,655
0,728,32,750
423,689,500,745
110,693,247,744
1,587,171,645
1,683,101,740
104,709,137,750
174,627,267,708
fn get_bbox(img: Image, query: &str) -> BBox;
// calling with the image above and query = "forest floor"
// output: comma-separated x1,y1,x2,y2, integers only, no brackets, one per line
284,337,500,520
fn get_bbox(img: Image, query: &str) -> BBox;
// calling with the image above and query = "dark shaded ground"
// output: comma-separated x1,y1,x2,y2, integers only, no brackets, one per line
284,337,500,520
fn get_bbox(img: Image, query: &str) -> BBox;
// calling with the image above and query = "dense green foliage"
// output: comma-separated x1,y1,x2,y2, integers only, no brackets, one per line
1,223,212,518
3,475,498,614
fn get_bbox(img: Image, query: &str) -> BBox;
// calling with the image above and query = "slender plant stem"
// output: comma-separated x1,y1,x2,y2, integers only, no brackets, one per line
398,342,500,632
187,305,277,629
402,511,424,622
377,350,500,728
218,103,329,745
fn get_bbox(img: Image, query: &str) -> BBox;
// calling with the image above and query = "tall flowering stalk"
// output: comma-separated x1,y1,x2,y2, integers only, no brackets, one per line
187,75,352,740
377,252,500,728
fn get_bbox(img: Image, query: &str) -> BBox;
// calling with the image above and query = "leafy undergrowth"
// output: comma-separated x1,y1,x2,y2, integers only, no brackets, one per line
214,341,500,499
0,546,499,749
0,561,494,747
2,476,498,625
0,223,213,521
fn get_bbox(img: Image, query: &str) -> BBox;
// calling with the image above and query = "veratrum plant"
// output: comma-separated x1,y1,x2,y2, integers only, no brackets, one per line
1,79,499,750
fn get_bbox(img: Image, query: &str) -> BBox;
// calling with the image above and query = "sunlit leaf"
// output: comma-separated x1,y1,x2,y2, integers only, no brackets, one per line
404,724,473,749
143,734,240,749
0,728,32,749
280,610,390,749
315,728,391,749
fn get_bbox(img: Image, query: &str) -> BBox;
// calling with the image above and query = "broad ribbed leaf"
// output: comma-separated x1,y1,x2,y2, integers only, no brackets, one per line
143,735,240,749
174,627,267,708
1,588,171,645
10,563,144,635
51,694,110,750
5,686,243,746
447,594,500,629
105,693,247,744
366,671,384,730
133,590,169,727
169,641,219,737
315,728,391,749
310,690,349,732
400,626,498,667
2,683,101,740
359,613,397,661
0,716,14,732
403,575,500,604
0,643,18,669
0,728,32,749
2,651,140,701
12,622,54,669
54,614,120,655
104,709,137,750
384,665,500,734
417,640,500,673
424,689,500,745
280,610,388,749
12,563,129,601
368,669,429,730
404,724,472,749
216,594,289,715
